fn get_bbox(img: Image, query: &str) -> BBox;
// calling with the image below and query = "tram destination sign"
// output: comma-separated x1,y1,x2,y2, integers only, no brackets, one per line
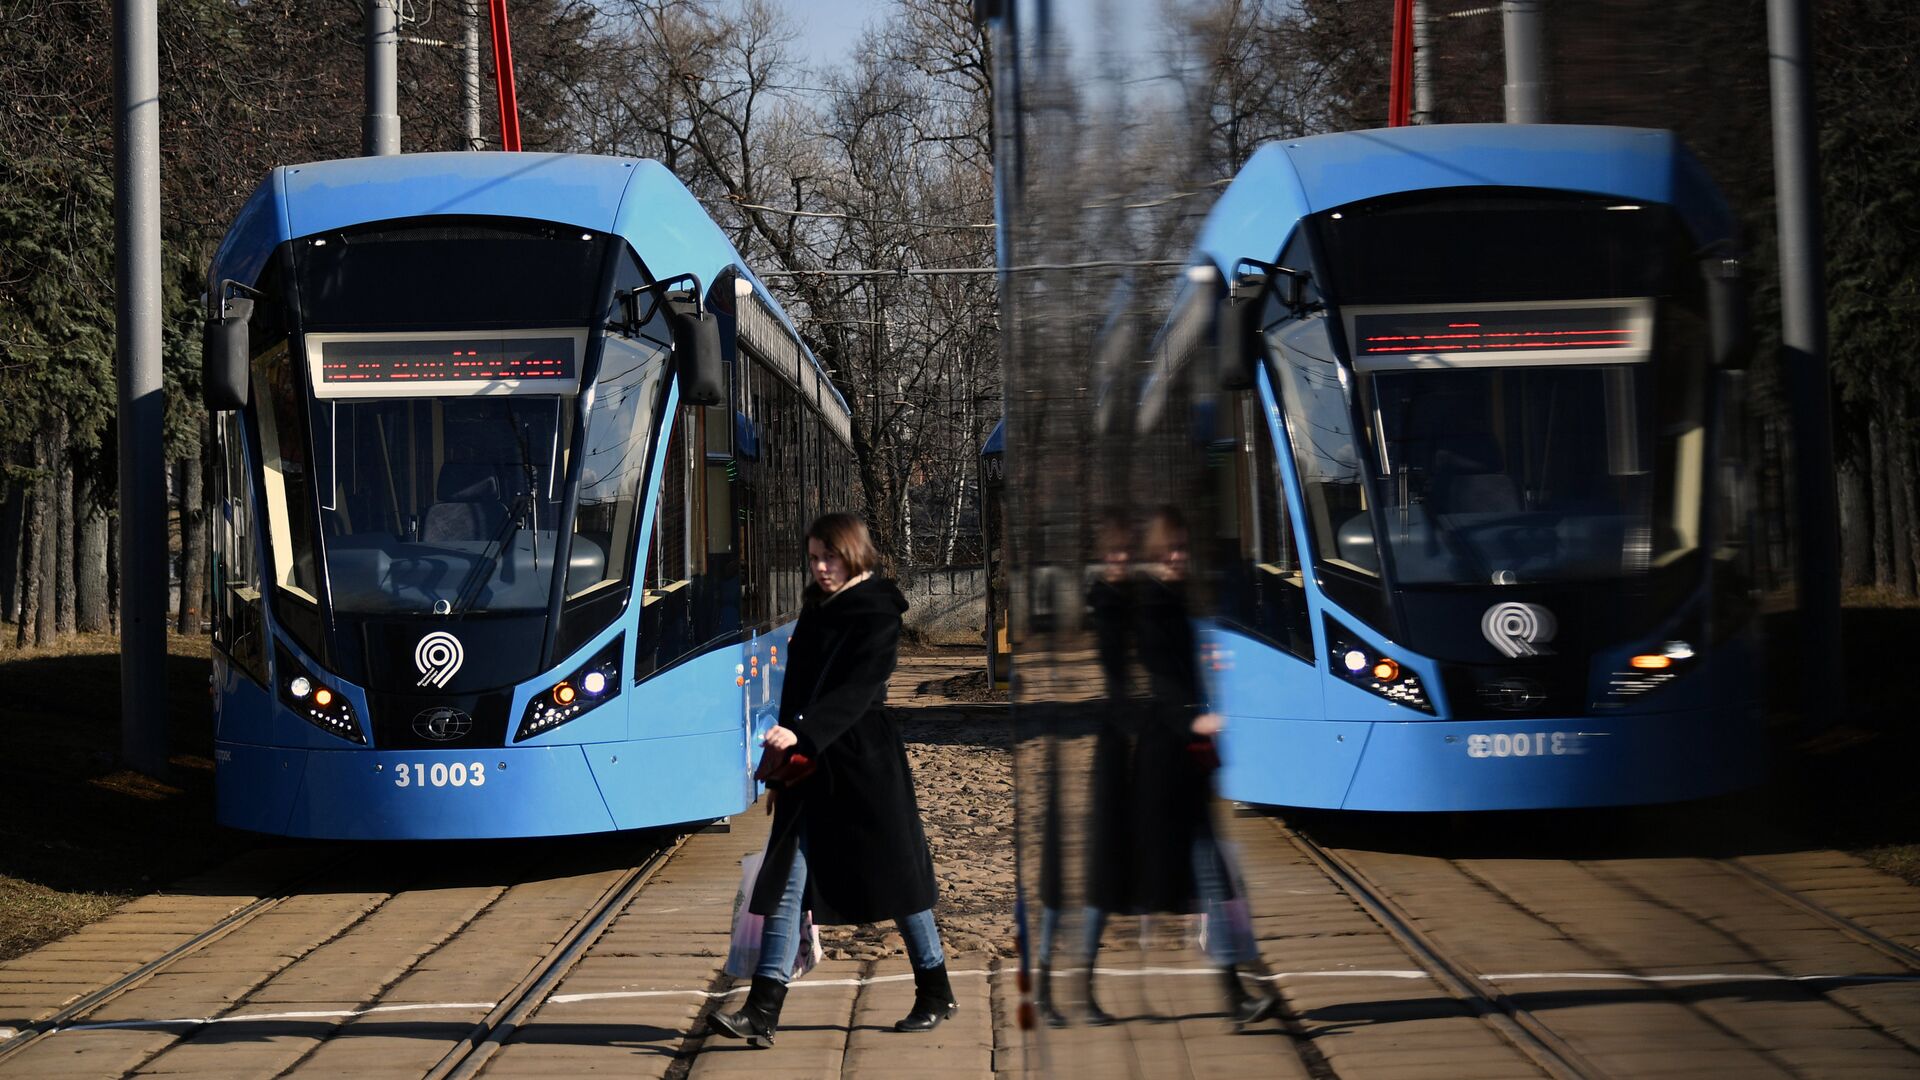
1346,298,1652,371
304,329,586,398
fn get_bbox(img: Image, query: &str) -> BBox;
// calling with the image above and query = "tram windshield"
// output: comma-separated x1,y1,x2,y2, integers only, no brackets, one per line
1369,362,1697,584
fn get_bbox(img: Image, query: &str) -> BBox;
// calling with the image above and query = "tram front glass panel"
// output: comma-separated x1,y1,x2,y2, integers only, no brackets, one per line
1272,194,1714,669
251,223,671,683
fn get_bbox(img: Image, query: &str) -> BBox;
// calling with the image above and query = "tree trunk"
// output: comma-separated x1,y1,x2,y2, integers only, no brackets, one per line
76,472,110,633
1898,421,1920,597
55,419,77,635
1870,415,1894,587
15,478,43,649
1,472,22,629
1837,452,1871,589
1893,417,1917,597
30,440,56,647
108,508,121,635
178,445,206,634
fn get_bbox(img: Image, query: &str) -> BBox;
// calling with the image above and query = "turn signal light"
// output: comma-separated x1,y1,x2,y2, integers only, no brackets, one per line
553,683,577,705
1629,654,1673,670
313,687,334,707
1371,658,1401,682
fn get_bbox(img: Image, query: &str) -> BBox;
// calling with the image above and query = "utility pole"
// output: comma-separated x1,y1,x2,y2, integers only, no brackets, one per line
364,0,400,155
1767,0,1843,727
465,0,483,149
1412,0,1433,124
114,0,168,777
1501,0,1547,123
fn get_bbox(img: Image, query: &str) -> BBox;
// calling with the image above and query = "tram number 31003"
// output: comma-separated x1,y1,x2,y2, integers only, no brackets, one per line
393,761,489,788
1464,732,1587,759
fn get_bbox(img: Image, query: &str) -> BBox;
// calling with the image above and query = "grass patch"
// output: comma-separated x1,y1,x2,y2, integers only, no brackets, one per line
0,631,252,962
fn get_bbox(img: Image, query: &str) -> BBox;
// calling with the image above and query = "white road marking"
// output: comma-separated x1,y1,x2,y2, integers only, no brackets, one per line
48,967,1920,1035
53,1001,497,1035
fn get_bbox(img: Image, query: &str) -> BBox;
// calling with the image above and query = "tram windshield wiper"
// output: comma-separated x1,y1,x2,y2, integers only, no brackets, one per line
448,416,544,616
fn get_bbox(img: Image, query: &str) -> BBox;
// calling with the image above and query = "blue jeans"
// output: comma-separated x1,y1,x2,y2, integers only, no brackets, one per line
757,833,945,983
1080,831,1256,967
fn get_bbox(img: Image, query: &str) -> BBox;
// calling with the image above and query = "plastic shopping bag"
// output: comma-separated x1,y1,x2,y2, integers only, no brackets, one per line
723,847,822,980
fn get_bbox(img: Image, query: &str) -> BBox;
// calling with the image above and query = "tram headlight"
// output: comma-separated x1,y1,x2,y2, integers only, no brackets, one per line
1601,639,1699,705
517,635,623,742
1325,617,1433,715
274,644,365,745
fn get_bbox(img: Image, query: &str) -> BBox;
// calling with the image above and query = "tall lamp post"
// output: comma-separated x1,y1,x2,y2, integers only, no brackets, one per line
115,0,168,777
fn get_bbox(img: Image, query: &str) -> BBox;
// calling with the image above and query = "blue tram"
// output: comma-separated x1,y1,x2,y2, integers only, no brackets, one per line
1137,126,1767,810
201,152,853,838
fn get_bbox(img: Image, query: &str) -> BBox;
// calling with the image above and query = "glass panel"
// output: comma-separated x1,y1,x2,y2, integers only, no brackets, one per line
314,394,573,614
574,330,673,599
1370,361,1701,585
252,343,322,603
1267,317,1379,577
213,411,266,682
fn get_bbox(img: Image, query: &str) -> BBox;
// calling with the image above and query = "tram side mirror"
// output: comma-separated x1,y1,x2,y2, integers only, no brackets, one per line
1706,257,1752,370
203,296,254,411
1217,285,1263,392
671,309,726,407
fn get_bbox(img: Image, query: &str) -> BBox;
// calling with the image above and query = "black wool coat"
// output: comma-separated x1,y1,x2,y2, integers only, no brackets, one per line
747,576,938,925
1106,573,1231,914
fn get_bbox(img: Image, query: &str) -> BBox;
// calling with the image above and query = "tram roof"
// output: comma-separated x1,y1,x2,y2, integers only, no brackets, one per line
207,151,846,415
1194,124,1737,272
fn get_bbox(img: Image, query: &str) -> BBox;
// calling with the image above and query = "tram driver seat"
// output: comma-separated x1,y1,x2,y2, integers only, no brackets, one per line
422,463,511,543
1431,434,1522,516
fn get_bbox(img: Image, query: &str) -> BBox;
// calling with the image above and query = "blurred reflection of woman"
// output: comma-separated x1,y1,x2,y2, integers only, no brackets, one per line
710,514,954,1048
1077,506,1279,1028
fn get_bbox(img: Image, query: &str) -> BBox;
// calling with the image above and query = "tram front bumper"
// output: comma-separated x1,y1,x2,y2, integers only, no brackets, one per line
215,731,750,839
1219,701,1767,812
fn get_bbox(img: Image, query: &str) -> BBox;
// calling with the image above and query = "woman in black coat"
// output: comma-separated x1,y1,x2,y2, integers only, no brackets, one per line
1075,507,1279,1027
709,513,952,1048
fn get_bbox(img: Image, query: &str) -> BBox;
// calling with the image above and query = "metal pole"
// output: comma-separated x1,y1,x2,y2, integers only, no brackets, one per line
1767,0,1842,726
1501,0,1547,123
464,0,482,149
364,0,400,155
114,0,168,777
1413,0,1433,124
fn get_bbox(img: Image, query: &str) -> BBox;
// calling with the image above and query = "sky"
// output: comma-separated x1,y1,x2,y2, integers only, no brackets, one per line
771,0,1166,88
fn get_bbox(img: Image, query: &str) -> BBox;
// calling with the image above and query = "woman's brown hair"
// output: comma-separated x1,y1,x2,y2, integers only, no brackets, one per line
1140,505,1189,563
807,513,884,578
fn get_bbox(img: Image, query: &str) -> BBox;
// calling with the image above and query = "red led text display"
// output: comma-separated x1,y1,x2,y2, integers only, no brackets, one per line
319,337,576,384
1353,306,1640,356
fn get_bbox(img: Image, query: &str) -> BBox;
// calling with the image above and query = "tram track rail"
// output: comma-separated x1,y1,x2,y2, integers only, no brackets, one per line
0,851,358,1068
1718,857,1920,972
1268,815,1606,1080
423,828,692,1080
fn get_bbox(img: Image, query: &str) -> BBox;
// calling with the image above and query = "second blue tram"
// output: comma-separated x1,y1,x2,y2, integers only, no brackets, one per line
201,152,854,838
1138,125,1767,810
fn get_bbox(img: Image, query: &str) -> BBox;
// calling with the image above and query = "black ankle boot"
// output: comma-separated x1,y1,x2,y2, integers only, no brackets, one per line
895,962,959,1031
1035,962,1068,1028
1079,966,1113,1026
1220,965,1280,1028
710,975,787,1048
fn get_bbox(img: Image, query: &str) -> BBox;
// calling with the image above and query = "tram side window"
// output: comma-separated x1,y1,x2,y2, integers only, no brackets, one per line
637,410,695,674
212,410,267,684
251,340,324,651
1240,392,1312,660
1268,315,1378,578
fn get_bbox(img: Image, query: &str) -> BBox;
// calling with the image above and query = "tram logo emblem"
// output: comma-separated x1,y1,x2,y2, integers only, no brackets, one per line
415,631,465,688
412,707,473,742
1481,602,1557,659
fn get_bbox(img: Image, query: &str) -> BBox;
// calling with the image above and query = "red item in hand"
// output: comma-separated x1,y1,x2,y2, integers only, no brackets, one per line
755,747,817,789
1186,737,1221,772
